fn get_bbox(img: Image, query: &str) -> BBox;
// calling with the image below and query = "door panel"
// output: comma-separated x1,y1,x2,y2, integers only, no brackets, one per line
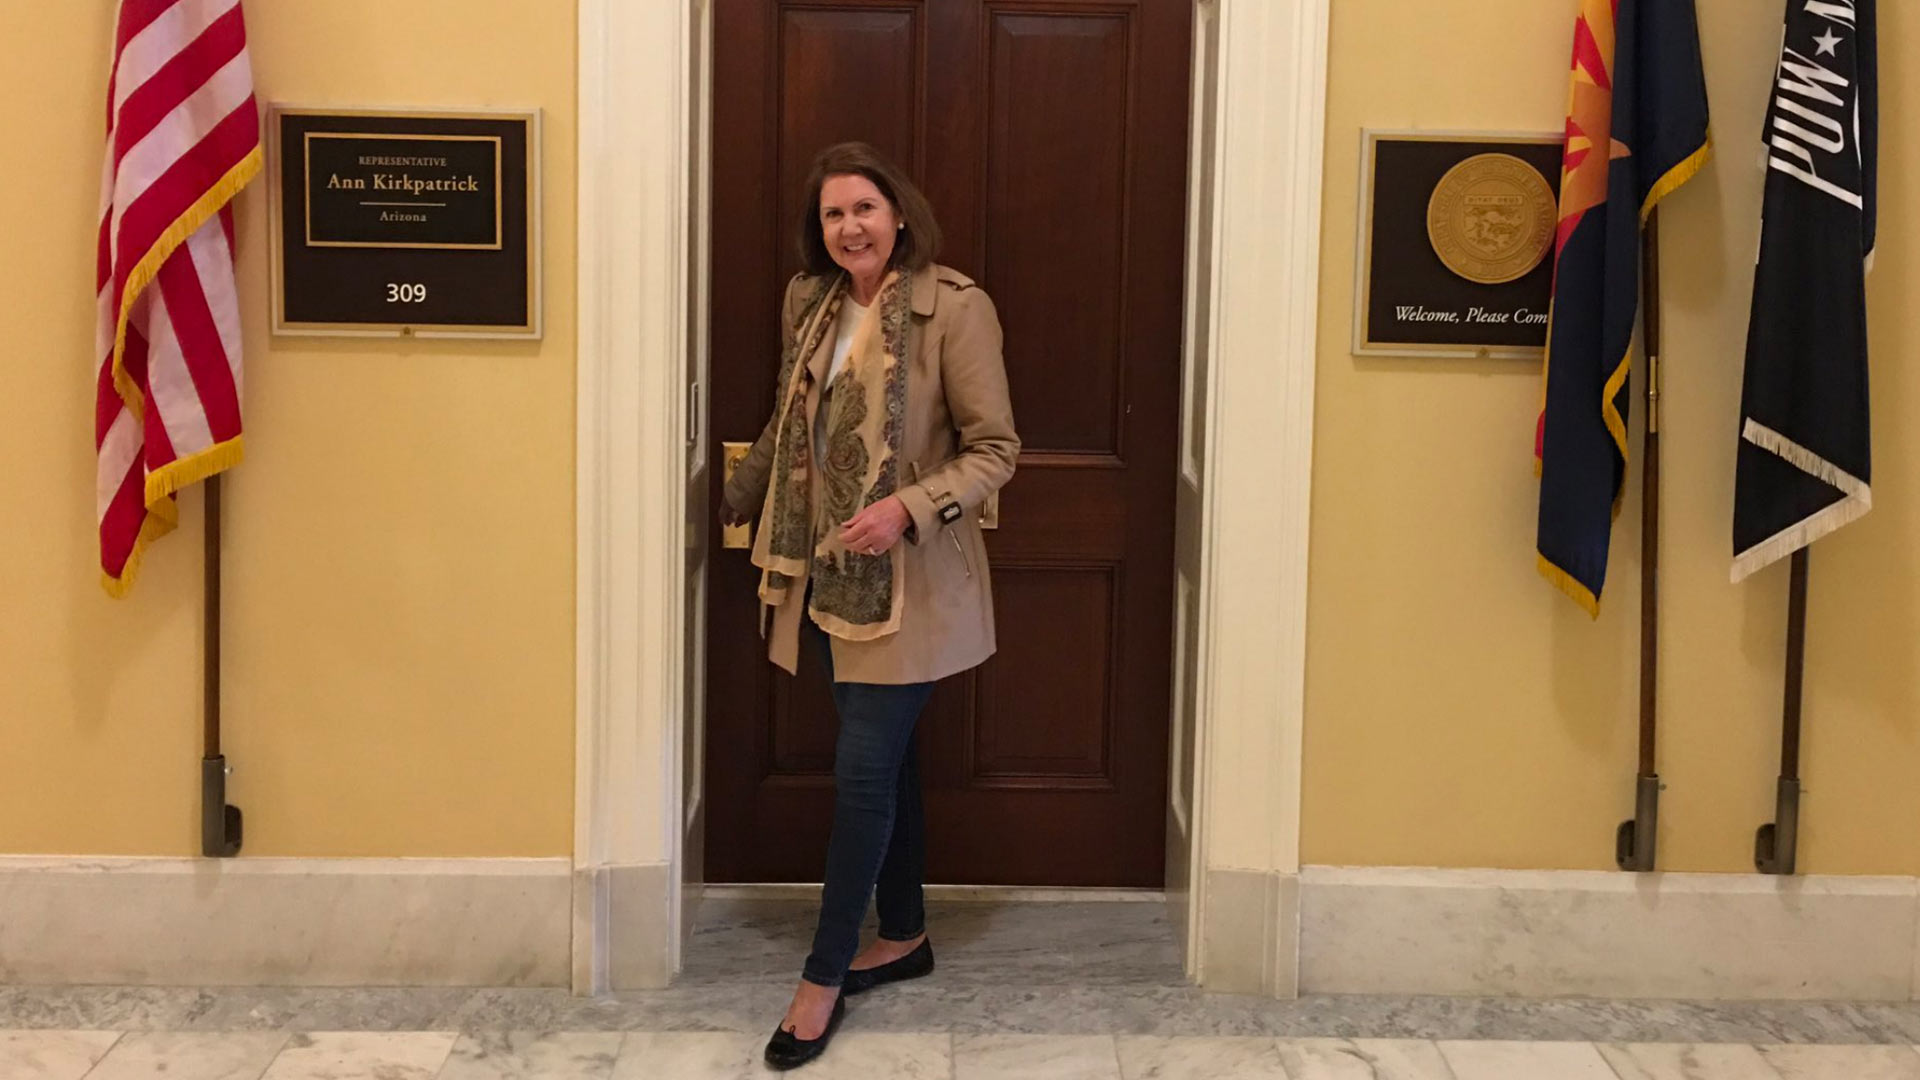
971,563,1119,782
777,9,922,198
985,12,1131,459
706,0,1189,887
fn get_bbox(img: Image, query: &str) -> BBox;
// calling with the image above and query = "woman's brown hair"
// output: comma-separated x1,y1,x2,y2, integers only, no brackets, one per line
796,142,942,276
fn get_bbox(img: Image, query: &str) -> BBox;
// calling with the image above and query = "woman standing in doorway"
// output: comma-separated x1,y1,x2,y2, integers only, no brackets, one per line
720,142,1019,1070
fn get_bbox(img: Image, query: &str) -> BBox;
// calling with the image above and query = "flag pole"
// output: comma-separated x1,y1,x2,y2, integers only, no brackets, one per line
1616,209,1664,872
201,475,243,857
1755,548,1808,875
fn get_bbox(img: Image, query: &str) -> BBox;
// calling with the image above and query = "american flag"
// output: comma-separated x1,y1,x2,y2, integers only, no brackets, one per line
96,0,261,595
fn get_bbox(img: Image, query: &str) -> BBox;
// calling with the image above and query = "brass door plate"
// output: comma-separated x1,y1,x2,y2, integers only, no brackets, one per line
721,442,752,549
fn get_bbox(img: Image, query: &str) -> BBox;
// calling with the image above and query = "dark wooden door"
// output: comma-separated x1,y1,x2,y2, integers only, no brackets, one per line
705,0,1189,886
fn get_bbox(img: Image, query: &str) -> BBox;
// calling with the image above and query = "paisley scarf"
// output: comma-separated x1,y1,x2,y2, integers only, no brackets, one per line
751,270,913,640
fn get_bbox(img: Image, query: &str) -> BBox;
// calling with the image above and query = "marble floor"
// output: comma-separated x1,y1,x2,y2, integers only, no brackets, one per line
10,1031,1920,1080
7,900,1920,1078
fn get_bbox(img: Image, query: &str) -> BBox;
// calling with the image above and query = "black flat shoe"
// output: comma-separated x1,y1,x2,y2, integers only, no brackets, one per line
842,937,935,996
763,994,845,1071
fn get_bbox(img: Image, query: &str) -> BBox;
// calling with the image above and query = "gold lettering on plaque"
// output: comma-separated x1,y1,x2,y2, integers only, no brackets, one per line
1426,153,1557,285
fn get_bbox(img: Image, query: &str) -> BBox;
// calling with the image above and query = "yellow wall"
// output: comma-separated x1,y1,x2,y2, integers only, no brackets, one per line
8,0,1912,878
0,2,576,856
1305,0,1919,874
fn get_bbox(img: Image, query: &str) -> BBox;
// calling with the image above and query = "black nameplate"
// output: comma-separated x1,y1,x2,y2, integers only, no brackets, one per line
1355,133,1563,359
270,107,540,338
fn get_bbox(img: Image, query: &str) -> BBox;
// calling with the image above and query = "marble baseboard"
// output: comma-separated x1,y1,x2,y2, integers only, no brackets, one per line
1914,921,1920,1004
1199,869,1300,998
571,861,674,993
610,862,672,991
1299,867,1920,1001
571,866,609,995
0,857,570,988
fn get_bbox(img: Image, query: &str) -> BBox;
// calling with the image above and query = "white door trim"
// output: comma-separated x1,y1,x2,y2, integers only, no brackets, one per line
574,0,1329,996
1190,0,1328,997
573,0,698,994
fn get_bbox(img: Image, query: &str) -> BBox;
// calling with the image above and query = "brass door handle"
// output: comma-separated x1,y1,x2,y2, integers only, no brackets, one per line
721,442,753,549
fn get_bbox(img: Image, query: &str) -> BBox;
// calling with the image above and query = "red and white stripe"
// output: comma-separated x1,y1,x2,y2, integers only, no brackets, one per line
95,0,260,595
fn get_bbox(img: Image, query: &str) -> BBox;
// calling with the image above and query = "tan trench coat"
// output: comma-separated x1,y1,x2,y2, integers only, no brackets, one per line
723,263,1019,685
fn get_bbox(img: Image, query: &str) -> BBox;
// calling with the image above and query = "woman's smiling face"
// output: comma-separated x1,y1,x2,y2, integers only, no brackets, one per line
818,173,899,283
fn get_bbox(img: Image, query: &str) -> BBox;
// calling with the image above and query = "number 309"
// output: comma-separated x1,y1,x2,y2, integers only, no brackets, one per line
387,283,427,303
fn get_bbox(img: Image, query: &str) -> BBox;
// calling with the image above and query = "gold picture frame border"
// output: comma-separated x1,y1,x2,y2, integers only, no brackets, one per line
1352,128,1562,360
268,104,542,340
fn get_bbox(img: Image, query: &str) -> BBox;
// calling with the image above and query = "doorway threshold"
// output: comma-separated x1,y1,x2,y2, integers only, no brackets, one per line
700,884,1167,903
682,894,1187,990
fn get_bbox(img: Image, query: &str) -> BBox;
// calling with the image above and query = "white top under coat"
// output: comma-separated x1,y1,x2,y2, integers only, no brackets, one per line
814,298,869,468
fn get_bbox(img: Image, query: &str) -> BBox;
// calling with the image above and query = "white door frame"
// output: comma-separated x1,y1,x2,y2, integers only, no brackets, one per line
573,0,1328,997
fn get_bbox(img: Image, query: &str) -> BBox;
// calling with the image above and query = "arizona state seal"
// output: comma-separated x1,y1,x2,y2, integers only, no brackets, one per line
1426,153,1557,285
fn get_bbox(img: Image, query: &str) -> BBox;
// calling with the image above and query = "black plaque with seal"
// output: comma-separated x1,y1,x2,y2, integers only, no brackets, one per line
270,107,540,338
1354,131,1563,359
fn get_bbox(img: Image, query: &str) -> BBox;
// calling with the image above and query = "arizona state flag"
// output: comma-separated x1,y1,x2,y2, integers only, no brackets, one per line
1732,0,1877,581
1536,0,1711,615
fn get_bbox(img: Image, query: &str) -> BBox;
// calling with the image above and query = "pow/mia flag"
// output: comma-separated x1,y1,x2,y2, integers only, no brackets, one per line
1732,0,1879,581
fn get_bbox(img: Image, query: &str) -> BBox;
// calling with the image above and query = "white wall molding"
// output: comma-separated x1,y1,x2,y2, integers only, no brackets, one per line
575,0,693,994
1300,867,1920,1001
578,0,1335,1001
1194,0,1329,996
0,857,570,987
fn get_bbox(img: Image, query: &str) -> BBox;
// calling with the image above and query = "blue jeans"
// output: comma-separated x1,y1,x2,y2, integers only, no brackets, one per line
800,614,935,989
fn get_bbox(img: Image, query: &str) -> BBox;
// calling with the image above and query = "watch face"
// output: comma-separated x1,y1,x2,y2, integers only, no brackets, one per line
939,502,963,524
